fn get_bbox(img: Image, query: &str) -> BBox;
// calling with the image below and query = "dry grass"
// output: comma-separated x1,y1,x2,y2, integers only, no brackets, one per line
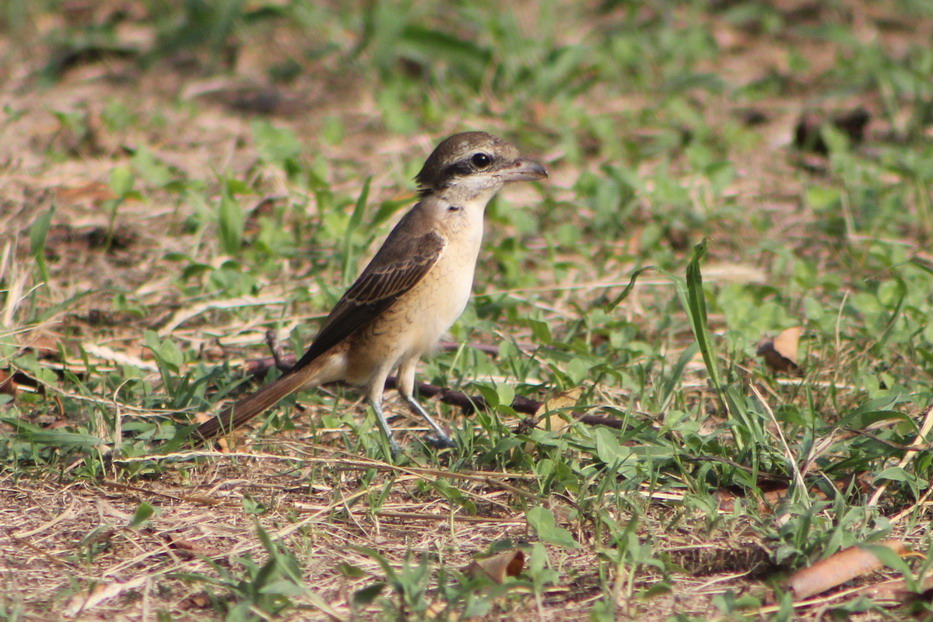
2,1,932,620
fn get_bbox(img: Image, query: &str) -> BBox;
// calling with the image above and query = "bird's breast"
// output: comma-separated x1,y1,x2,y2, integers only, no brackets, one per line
395,228,483,356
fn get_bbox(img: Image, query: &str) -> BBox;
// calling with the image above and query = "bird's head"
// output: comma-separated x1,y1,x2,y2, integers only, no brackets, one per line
415,132,547,200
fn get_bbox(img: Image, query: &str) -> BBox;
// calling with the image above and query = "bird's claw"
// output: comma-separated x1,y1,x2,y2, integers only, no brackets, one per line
424,434,456,450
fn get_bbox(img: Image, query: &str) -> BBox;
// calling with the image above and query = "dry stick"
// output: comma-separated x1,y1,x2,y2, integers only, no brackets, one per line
264,329,290,371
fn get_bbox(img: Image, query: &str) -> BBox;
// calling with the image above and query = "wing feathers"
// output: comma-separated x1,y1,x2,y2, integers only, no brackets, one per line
293,227,446,368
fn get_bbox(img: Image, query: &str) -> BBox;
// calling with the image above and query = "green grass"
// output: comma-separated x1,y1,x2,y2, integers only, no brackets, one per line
1,0,932,620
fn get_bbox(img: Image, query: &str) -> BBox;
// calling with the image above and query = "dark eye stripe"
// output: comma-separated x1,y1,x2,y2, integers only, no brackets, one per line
442,160,474,179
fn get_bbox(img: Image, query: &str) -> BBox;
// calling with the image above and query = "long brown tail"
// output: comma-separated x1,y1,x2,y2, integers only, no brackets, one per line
191,367,317,444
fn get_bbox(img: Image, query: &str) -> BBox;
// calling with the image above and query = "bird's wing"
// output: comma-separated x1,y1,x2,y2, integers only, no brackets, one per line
293,225,446,369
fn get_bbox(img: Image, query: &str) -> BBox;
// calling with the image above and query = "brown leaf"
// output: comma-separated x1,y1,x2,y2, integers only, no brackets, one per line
787,539,908,600
21,332,61,359
534,387,583,433
425,599,458,620
715,480,789,514
162,533,223,559
714,488,737,512
178,592,212,610
464,550,525,583
758,326,803,374
773,326,802,364
64,575,147,616
0,370,18,398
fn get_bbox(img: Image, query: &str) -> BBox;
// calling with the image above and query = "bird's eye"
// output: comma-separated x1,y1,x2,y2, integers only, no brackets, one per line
471,153,492,168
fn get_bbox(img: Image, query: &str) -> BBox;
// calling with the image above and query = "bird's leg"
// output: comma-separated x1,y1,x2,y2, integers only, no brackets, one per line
397,358,455,449
367,397,402,457
403,394,455,449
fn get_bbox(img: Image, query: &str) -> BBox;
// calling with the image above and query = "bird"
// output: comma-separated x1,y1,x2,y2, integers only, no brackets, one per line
190,131,547,454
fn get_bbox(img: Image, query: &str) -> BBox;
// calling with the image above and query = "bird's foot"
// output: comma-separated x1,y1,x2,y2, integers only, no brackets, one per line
387,438,403,459
424,434,456,450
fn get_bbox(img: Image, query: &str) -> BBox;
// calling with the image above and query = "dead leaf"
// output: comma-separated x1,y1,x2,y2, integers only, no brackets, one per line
534,387,583,433
0,370,17,397
773,327,802,364
64,575,148,616
464,550,525,583
161,533,223,559
178,592,212,610
425,599,458,620
20,332,61,359
758,326,803,374
787,539,908,600
715,484,788,514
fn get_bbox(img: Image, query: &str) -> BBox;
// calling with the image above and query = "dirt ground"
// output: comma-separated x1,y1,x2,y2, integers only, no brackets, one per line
2,1,932,620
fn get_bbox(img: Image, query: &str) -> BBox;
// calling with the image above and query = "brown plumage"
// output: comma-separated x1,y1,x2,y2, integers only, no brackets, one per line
191,132,547,453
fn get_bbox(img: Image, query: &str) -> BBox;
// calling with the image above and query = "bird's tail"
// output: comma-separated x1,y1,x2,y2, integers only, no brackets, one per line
191,366,318,444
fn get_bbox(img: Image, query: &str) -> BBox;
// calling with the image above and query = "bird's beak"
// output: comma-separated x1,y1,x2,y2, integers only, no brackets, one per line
499,158,548,182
